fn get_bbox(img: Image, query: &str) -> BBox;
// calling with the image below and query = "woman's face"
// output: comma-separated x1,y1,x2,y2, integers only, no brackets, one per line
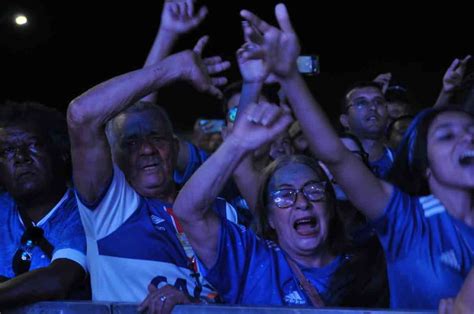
267,163,331,258
426,111,474,190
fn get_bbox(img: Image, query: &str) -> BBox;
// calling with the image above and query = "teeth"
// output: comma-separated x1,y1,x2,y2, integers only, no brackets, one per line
459,151,474,165
461,151,474,158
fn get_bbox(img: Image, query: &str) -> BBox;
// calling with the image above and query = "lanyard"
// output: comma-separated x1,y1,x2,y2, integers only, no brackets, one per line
163,206,199,273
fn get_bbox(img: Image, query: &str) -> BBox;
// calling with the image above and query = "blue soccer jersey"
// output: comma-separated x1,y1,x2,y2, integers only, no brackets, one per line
0,190,87,278
373,186,474,309
369,147,395,179
76,165,237,302
201,218,349,306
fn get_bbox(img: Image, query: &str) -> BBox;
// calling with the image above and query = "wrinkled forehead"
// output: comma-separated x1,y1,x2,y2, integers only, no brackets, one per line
346,86,384,102
115,111,173,140
269,163,322,189
0,125,44,143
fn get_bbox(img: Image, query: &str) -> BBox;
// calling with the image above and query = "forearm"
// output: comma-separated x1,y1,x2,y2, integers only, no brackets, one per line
0,263,82,307
280,72,347,164
142,29,179,103
434,89,453,108
232,154,260,212
68,61,177,129
236,82,263,120
175,138,248,223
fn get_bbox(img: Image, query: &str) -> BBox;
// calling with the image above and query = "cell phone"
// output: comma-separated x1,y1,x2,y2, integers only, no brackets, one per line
297,55,320,75
198,119,226,134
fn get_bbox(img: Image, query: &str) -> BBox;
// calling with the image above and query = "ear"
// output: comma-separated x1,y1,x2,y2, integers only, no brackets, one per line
425,166,432,179
339,114,350,130
268,213,276,229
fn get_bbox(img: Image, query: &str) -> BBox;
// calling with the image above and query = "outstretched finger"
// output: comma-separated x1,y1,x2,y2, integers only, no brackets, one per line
203,56,223,65
207,61,231,75
275,3,295,33
207,85,224,99
240,9,272,33
242,21,264,44
211,77,228,86
447,58,460,73
193,35,209,56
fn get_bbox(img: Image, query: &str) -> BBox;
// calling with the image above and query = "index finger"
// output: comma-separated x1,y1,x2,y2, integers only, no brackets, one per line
240,9,272,33
275,3,295,33
193,35,209,56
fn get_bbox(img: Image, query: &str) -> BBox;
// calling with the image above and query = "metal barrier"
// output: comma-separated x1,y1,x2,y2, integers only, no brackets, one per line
3,302,437,314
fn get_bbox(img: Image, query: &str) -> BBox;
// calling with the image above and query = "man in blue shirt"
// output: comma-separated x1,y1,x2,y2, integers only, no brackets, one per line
0,102,87,308
339,82,395,178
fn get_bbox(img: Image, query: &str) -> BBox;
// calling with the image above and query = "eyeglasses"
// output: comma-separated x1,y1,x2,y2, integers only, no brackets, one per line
346,98,386,111
227,106,238,123
12,227,45,276
270,181,327,209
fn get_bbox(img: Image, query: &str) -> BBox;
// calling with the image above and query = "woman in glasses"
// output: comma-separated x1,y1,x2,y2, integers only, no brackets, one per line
235,3,474,310
172,101,382,307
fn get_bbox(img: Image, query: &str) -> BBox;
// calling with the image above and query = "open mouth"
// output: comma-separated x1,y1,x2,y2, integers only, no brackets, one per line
293,217,319,236
366,115,379,122
142,163,160,171
459,150,474,166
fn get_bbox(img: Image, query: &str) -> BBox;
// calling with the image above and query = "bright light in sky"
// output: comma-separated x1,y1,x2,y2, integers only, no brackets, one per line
14,15,28,26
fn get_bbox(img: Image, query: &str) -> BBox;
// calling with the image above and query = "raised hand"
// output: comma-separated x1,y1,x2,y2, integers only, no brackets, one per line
239,4,301,80
171,36,230,99
373,72,392,94
160,0,208,35
228,102,293,151
138,284,191,314
442,55,471,93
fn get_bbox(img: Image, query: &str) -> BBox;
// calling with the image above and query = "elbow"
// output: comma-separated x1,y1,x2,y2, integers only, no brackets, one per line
67,98,95,130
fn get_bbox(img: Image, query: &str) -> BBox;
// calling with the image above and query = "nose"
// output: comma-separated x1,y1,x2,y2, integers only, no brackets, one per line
294,190,310,211
13,146,33,164
138,138,157,156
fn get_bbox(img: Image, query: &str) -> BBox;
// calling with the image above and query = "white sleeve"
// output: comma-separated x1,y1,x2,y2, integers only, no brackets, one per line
52,248,87,272
75,165,140,239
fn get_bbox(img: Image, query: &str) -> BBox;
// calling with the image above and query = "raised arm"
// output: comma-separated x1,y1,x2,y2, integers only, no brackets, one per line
67,44,228,204
173,102,292,268
240,4,392,220
434,55,471,108
142,0,208,103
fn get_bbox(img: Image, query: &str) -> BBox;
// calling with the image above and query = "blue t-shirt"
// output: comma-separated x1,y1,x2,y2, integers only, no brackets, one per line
369,147,395,179
173,141,253,226
373,187,474,309
76,166,238,302
0,190,87,278
202,218,348,306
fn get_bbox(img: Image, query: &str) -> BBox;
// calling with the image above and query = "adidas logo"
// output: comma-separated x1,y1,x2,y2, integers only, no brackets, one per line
284,291,306,305
151,215,165,225
440,250,461,271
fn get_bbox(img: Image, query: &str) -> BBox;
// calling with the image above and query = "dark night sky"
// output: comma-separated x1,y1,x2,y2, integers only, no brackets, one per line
0,0,472,130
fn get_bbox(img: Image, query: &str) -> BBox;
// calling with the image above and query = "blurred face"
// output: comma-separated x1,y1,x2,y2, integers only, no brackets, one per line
426,111,474,190
343,87,388,139
388,118,413,149
267,163,331,258
114,110,178,198
269,133,294,160
0,125,57,201
387,101,408,121
292,133,309,154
